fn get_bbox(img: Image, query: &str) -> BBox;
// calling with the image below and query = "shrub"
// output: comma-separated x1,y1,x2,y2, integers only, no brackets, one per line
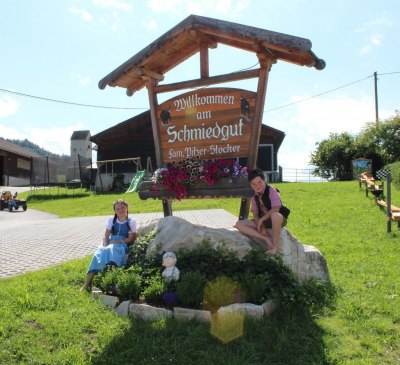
240,273,269,304
95,266,120,295
116,268,142,301
203,276,241,312
176,241,241,280
176,270,206,308
141,277,166,304
126,228,160,268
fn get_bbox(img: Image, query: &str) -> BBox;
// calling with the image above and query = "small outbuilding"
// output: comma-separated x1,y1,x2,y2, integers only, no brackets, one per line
0,138,40,186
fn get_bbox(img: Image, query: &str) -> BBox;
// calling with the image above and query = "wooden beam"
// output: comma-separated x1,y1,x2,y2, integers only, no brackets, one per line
146,80,163,167
97,157,141,164
134,66,164,81
200,27,254,47
154,68,259,94
246,55,274,169
200,42,209,78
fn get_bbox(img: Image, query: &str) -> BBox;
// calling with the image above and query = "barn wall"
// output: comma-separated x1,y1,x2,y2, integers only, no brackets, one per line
91,112,285,175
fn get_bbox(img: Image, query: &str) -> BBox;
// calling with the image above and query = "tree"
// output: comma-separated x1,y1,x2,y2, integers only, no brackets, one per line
354,122,386,175
311,111,399,180
377,111,400,163
310,132,356,180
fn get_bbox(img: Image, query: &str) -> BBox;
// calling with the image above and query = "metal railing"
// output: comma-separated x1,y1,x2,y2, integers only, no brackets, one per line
279,168,328,183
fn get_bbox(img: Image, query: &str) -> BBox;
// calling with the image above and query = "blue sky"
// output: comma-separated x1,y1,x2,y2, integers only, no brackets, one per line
1,0,399,168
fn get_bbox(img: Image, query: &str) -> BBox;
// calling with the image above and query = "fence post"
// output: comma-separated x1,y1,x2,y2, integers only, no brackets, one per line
386,172,392,233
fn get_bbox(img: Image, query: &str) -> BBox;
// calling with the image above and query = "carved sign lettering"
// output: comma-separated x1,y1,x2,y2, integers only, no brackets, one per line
157,88,256,163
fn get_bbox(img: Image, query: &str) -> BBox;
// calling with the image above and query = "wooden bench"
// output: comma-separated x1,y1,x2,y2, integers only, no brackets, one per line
138,178,253,218
375,199,400,212
359,172,383,197
359,171,373,186
375,198,400,228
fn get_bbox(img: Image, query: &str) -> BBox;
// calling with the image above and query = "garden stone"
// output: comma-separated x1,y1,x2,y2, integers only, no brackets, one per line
174,307,212,323
144,216,330,284
136,219,159,236
278,229,330,283
146,216,257,260
218,303,264,319
92,289,103,300
114,300,131,317
262,300,278,317
129,303,173,321
100,294,119,309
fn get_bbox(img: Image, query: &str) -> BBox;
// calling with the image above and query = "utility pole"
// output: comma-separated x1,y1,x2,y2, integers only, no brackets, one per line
374,71,379,127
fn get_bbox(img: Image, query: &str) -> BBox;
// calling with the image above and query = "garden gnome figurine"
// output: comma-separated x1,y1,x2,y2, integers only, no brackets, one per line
162,252,180,283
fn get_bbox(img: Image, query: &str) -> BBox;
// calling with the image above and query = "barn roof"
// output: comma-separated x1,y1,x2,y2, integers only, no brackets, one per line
0,138,40,158
90,110,150,144
98,14,325,95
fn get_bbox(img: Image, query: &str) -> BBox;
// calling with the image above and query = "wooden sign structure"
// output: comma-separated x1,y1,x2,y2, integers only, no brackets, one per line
99,14,325,218
157,88,255,163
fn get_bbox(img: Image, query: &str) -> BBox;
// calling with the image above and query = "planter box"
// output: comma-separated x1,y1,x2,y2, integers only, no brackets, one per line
138,177,253,200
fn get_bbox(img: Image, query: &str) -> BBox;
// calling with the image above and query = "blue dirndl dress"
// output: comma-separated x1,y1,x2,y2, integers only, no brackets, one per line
87,219,131,274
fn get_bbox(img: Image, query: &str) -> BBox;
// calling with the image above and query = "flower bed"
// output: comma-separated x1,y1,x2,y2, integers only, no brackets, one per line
152,158,248,200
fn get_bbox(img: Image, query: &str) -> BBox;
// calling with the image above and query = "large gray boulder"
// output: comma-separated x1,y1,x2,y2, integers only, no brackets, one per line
145,216,257,260
144,216,329,284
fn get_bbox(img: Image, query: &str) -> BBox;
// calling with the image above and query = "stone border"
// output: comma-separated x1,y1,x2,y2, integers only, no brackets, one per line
93,290,277,322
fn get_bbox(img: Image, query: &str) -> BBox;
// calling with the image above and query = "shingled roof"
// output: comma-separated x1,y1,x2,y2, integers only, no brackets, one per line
98,14,325,95
0,138,40,158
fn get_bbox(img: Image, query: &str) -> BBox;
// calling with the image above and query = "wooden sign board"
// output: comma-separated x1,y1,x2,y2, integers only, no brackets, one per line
157,88,256,163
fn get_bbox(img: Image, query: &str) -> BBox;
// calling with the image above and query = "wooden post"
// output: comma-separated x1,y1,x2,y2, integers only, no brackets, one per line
200,42,209,78
146,79,173,216
386,172,392,233
239,54,275,220
247,54,274,168
146,80,163,167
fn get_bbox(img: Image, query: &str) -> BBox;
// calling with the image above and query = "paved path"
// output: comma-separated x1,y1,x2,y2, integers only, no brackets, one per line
0,208,238,279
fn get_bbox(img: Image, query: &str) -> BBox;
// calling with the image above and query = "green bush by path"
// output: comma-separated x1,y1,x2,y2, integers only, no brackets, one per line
4,181,400,364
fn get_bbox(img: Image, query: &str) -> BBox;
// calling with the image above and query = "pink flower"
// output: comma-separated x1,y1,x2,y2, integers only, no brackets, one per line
152,158,248,200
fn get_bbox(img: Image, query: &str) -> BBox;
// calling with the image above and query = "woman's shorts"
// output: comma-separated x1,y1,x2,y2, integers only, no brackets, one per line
263,217,287,229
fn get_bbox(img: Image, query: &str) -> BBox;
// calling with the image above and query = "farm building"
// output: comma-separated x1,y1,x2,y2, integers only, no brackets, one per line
0,138,39,186
90,110,285,190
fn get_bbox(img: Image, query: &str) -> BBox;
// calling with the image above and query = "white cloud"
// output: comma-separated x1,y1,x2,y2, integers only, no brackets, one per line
79,76,91,86
0,124,25,140
356,14,393,32
69,6,93,21
92,0,133,11
71,73,91,86
26,126,81,155
147,0,182,15
147,0,249,18
361,34,382,54
290,95,376,136
0,95,20,118
371,35,382,45
268,95,392,169
0,124,84,155
143,19,158,30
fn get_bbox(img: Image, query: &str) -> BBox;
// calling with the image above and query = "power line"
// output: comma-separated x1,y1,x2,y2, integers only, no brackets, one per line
378,71,400,76
1,71,399,113
264,74,374,113
0,88,145,110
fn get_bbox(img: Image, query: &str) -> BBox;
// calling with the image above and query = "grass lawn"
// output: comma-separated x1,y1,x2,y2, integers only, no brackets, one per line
1,181,399,364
